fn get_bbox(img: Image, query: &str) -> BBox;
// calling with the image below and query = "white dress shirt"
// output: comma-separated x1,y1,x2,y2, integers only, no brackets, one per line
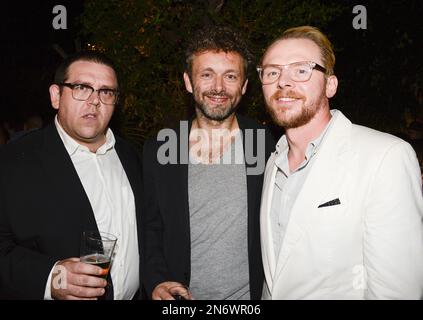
45,117,139,299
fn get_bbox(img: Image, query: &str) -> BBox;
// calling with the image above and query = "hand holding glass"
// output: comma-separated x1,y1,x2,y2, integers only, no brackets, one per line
80,231,117,279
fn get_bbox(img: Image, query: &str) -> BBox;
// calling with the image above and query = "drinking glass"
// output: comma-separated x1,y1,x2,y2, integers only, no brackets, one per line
80,231,117,299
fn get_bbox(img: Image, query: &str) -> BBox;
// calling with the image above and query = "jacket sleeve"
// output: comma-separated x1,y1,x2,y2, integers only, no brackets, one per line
0,150,56,299
364,140,423,299
140,139,170,298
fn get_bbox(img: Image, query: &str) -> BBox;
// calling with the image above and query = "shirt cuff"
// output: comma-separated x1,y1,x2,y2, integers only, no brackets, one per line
44,261,60,300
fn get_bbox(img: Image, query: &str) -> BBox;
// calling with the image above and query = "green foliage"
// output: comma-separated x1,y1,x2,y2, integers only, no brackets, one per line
79,0,342,147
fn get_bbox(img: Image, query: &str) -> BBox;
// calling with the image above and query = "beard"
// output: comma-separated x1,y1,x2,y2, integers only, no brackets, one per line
194,88,239,121
266,89,325,129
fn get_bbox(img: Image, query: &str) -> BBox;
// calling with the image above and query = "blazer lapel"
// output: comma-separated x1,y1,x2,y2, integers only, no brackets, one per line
273,111,354,281
260,152,279,290
174,161,190,247
237,115,259,252
114,139,142,220
177,120,191,251
37,124,98,248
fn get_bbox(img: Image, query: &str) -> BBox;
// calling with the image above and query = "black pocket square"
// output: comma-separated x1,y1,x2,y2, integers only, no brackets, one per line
318,198,341,208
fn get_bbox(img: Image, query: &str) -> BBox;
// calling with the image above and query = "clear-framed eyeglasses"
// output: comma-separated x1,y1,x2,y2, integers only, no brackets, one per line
60,83,119,105
257,61,327,85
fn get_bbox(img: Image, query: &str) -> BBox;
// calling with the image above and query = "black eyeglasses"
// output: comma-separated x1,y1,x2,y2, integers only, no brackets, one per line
60,83,119,105
257,61,327,84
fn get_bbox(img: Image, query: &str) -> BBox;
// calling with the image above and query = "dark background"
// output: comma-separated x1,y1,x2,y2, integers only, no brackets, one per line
1,0,84,126
1,0,422,146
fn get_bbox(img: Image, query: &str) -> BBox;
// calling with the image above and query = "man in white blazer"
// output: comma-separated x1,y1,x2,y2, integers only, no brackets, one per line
257,26,423,299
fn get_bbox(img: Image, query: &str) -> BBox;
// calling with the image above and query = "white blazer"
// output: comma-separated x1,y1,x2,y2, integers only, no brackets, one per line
260,110,423,299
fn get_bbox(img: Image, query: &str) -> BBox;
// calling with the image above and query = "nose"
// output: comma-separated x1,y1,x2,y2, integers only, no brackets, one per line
87,90,101,106
276,69,294,89
213,75,224,92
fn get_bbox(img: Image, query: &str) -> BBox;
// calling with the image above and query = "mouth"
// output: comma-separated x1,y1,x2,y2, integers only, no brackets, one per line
206,95,229,104
275,97,300,102
82,113,98,120
271,90,304,106
273,96,302,108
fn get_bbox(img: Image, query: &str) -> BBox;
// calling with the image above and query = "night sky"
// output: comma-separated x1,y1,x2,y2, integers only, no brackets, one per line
1,1,84,127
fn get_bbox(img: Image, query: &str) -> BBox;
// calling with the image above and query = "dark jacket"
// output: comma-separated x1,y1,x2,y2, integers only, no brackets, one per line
0,124,143,299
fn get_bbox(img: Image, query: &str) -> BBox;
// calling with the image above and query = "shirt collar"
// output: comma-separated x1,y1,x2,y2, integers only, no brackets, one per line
54,115,115,156
274,110,337,173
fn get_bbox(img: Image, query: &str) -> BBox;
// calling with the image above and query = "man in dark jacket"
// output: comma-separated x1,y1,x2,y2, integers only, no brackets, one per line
0,51,142,300
142,25,275,300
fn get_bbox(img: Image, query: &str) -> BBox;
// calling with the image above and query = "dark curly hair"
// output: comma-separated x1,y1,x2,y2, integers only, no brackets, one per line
185,25,252,79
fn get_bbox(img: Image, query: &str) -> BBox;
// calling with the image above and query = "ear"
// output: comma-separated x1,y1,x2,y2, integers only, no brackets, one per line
183,72,193,94
49,84,61,110
325,75,338,98
241,79,248,95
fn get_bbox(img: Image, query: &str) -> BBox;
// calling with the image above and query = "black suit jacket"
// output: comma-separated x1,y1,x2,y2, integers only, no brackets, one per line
0,124,143,299
141,114,275,300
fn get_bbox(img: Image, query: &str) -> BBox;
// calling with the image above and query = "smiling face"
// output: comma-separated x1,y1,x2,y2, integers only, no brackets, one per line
184,50,248,122
261,38,337,129
49,60,117,151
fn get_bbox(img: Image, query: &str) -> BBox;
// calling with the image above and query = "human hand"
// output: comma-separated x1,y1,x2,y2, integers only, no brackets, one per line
50,257,107,300
152,281,193,300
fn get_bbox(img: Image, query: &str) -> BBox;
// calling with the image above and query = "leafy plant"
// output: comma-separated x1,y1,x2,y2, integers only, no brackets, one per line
80,0,342,148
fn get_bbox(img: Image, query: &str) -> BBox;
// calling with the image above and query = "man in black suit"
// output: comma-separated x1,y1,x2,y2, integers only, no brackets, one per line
0,52,142,299
142,25,275,300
